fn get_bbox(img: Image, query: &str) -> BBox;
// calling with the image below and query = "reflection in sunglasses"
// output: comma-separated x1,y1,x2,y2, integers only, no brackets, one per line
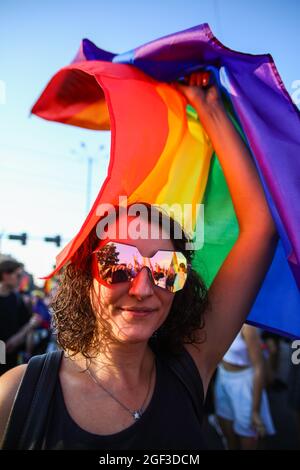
94,242,188,293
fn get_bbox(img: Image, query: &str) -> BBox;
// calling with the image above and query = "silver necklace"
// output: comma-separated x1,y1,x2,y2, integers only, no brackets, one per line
85,359,156,421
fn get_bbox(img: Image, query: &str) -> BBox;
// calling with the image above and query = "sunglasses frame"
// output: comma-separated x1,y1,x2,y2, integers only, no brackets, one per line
91,239,191,292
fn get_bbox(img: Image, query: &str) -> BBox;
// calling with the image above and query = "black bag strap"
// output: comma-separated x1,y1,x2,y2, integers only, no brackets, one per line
1,350,63,450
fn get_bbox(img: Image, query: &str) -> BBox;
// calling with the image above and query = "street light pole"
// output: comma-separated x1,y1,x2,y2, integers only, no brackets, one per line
71,142,106,215
78,142,93,214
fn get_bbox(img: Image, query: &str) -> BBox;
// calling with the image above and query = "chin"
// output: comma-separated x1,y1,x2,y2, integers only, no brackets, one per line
112,326,155,344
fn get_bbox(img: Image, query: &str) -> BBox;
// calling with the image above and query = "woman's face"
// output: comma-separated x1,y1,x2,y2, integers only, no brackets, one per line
91,213,175,344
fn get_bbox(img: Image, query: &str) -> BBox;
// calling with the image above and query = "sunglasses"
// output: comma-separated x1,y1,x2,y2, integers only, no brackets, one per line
92,241,190,293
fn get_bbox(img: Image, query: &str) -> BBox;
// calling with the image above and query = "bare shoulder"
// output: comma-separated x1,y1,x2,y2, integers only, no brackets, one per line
0,365,27,444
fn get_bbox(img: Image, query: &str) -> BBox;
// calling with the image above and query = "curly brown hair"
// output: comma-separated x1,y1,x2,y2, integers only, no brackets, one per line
51,203,210,357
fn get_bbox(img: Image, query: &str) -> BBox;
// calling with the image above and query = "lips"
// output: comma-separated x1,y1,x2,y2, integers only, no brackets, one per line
119,306,158,316
120,307,157,313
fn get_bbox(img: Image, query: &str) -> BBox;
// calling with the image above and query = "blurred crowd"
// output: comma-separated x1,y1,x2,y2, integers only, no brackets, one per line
204,327,300,449
0,256,58,376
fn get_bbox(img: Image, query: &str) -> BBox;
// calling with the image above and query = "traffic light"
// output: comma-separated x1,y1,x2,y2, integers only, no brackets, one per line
44,235,61,247
8,233,27,245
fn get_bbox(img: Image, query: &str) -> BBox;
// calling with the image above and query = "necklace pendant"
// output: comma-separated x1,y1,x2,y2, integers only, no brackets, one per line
133,410,142,420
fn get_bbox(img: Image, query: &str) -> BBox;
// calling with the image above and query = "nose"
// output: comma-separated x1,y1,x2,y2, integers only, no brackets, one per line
128,267,154,300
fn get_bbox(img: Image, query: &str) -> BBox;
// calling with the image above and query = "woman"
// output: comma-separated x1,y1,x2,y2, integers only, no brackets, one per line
0,71,278,449
214,325,275,450
173,263,187,293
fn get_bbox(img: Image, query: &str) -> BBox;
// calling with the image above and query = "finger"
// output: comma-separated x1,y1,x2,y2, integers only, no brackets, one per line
202,72,210,86
254,423,266,437
192,71,210,87
189,74,197,86
196,74,202,86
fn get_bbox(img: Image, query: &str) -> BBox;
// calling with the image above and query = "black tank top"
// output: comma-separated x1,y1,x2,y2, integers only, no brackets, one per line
40,344,206,450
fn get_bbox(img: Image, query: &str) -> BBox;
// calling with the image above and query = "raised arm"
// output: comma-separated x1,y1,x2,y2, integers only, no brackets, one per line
175,72,278,392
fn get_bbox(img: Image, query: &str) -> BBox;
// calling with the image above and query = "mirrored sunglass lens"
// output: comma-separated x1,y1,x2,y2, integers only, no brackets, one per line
95,242,143,284
151,251,188,292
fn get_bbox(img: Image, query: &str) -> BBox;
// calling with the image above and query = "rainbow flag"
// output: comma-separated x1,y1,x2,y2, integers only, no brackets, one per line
31,23,300,338
43,277,56,295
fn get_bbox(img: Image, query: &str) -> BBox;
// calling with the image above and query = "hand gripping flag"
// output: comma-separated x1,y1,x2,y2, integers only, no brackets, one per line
31,23,300,338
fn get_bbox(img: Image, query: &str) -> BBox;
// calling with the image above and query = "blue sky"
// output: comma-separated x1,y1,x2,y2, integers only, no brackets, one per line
0,0,299,283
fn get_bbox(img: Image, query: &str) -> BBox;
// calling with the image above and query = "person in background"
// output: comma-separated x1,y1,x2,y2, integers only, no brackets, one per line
173,262,187,292
0,260,36,375
25,290,52,358
214,324,275,449
31,290,51,330
261,330,283,389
